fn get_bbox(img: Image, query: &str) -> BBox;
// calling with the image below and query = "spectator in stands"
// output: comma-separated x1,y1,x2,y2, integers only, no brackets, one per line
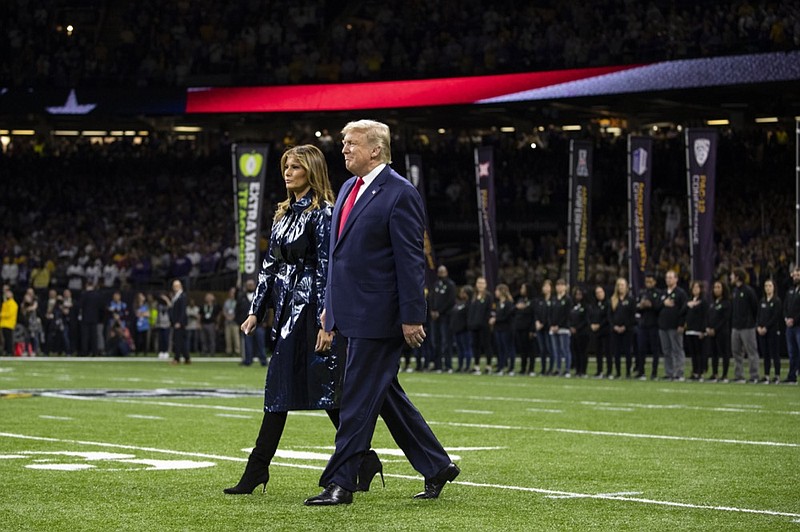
756,279,781,384
730,268,759,383
684,281,708,381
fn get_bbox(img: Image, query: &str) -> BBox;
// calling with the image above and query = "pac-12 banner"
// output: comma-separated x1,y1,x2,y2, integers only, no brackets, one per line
405,154,437,290
685,129,717,291
231,144,269,287
628,136,653,295
474,146,499,292
568,140,593,288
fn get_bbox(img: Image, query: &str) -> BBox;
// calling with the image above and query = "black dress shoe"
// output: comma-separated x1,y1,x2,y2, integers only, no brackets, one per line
304,483,353,506
413,463,460,499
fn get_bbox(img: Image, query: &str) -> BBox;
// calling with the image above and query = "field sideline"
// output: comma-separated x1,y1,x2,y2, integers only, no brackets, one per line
1,358,798,531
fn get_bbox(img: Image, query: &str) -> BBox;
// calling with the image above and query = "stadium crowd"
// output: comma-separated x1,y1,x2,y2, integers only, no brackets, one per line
1,0,798,88
1,122,796,387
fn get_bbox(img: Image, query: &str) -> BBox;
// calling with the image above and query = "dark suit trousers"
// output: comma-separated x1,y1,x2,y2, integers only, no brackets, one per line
319,336,451,491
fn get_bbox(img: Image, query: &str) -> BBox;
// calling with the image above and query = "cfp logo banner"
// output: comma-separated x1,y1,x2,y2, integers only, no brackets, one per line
632,148,648,176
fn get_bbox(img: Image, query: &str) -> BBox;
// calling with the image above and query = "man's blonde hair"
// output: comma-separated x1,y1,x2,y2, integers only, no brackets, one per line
341,119,392,164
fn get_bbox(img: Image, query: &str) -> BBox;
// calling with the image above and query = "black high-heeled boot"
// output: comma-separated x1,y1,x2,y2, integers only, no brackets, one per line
223,411,287,495
356,450,384,492
223,455,270,494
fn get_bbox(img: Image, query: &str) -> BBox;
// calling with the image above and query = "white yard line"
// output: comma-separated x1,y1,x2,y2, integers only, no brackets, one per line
35,393,800,448
431,421,800,448
1,431,798,521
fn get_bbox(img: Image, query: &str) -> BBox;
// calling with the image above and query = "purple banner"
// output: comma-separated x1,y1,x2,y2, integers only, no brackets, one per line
231,143,269,287
628,136,653,295
568,140,592,288
405,154,437,290
685,129,717,291
474,146,499,292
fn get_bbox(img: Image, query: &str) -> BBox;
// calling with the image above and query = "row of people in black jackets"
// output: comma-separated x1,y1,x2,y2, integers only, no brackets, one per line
416,266,800,384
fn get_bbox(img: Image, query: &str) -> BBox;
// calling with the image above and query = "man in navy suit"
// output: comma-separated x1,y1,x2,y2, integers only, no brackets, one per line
304,120,459,506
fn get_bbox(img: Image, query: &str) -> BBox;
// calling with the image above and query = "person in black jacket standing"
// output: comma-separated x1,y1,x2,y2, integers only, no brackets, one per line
169,279,189,364
636,272,661,380
549,279,572,377
756,279,782,384
468,276,493,374
491,283,515,374
684,281,708,381
450,285,472,372
783,267,800,384
533,280,553,375
609,278,636,379
730,268,759,383
513,283,535,375
589,285,610,378
706,280,732,382
569,286,590,378
658,270,688,381
429,265,456,373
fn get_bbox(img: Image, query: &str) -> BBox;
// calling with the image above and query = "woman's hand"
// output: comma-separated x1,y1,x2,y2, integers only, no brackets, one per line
315,328,334,352
240,315,258,335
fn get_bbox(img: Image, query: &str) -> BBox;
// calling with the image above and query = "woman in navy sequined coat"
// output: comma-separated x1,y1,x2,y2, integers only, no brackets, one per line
225,145,382,495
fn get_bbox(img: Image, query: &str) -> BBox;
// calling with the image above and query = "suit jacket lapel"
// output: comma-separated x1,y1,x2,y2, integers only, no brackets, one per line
335,167,389,246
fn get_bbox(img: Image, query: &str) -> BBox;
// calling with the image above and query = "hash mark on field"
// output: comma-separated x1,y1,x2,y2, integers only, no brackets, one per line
592,406,635,412
127,415,164,420
526,408,564,414
39,415,73,421
1,432,798,522
454,409,494,415
215,413,253,419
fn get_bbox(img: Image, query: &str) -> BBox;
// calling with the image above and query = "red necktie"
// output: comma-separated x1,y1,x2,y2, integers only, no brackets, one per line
338,177,364,236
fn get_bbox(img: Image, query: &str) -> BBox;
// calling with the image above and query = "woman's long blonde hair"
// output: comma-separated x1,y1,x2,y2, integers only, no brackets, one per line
274,144,336,222
611,277,629,311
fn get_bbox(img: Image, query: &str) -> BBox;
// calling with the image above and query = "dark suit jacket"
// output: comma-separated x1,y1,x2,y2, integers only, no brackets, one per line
324,165,426,339
169,292,188,327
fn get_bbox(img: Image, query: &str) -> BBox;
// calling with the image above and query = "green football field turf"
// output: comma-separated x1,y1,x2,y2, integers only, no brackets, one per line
1,358,798,531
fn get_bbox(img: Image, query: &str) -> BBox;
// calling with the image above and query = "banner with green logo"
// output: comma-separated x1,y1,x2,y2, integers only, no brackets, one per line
231,144,269,286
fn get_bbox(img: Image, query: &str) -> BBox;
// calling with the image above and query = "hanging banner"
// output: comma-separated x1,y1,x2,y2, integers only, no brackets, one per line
405,154,437,290
685,129,717,290
231,144,269,287
474,146,499,292
628,136,653,295
568,140,593,288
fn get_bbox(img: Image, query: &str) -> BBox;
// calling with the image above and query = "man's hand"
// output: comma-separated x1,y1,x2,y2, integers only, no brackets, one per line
403,323,426,349
240,315,257,335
